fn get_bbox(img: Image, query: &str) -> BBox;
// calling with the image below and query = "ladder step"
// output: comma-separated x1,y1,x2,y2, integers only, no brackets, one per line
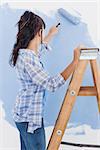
61,141,100,148
78,86,97,96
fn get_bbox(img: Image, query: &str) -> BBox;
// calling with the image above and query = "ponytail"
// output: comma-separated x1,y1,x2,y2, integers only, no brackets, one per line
9,11,46,67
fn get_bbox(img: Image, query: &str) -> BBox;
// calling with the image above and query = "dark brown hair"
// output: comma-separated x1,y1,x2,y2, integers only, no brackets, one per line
9,11,46,67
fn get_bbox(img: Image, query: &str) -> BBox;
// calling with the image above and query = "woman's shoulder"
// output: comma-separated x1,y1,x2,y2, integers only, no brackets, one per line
15,49,34,67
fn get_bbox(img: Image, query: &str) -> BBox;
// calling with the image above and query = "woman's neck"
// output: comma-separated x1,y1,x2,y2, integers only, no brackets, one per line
27,39,39,55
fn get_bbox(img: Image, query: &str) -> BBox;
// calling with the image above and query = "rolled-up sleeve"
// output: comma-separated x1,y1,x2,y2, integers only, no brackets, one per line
38,43,52,57
25,57,66,92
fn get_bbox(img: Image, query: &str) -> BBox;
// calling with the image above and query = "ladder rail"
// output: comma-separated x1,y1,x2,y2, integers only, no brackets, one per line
47,60,88,150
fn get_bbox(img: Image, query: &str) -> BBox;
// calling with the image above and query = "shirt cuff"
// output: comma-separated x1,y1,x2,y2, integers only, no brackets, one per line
57,73,66,85
43,42,52,52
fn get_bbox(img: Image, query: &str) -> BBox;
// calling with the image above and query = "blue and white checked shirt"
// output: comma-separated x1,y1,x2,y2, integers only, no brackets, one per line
12,45,66,133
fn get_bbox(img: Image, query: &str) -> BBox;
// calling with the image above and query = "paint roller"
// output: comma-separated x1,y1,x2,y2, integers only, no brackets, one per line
58,8,81,25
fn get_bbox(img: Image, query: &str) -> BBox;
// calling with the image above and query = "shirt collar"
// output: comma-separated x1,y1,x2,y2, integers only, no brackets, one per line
19,48,39,57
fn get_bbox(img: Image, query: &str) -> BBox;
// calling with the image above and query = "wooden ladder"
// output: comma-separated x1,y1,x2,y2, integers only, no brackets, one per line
47,55,100,150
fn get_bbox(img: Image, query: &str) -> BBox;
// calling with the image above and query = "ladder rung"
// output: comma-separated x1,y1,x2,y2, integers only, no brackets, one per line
78,86,97,96
61,141,100,148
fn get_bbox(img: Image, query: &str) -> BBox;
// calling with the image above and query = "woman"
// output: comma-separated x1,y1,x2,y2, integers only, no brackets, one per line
10,11,80,150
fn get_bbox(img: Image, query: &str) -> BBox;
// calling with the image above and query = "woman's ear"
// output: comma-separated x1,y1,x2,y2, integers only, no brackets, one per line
38,29,42,37
37,29,43,43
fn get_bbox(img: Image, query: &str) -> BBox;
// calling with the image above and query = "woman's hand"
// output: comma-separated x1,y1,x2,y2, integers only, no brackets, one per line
48,26,59,36
73,45,85,65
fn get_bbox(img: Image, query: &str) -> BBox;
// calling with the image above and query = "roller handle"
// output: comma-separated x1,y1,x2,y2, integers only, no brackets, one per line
56,23,61,27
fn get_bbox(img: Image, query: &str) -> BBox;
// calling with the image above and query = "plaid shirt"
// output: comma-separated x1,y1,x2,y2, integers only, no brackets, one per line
12,46,65,133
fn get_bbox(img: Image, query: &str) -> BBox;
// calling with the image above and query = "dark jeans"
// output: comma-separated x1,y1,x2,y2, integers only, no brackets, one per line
15,118,46,150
